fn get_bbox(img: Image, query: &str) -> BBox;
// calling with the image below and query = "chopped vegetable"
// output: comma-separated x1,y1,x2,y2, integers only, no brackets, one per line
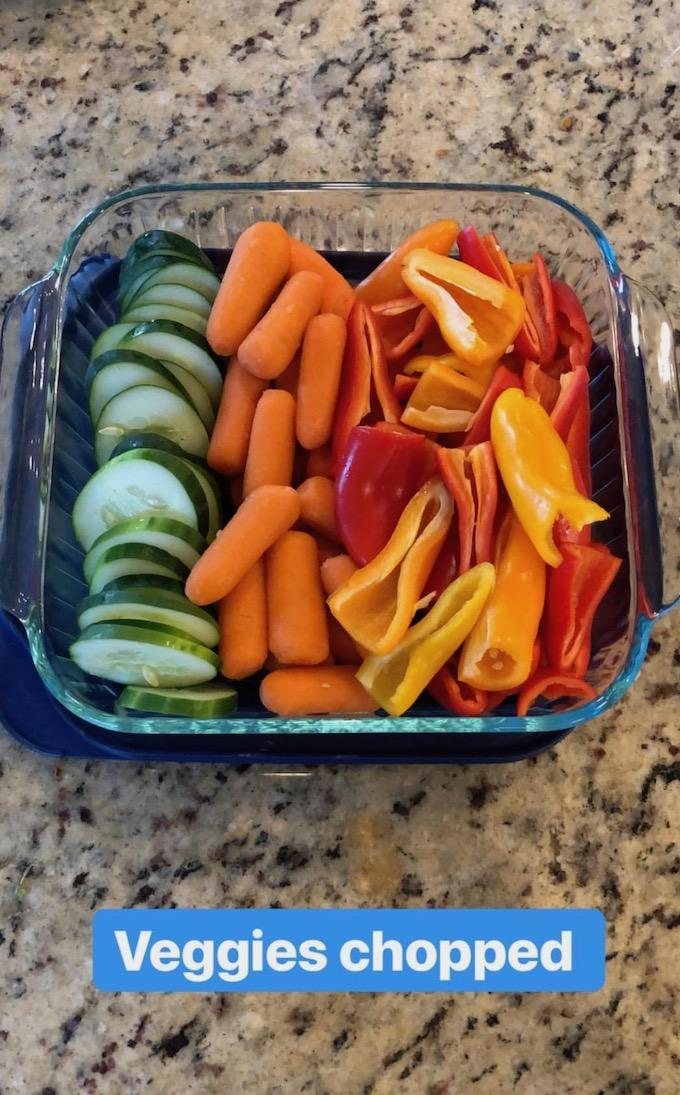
260,667,378,716
242,389,296,496
207,359,267,476
218,559,268,680
238,270,323,379
296,313,347,450
265,532,330,666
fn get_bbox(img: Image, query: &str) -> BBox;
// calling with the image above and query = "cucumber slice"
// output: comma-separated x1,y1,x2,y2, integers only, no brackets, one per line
116,681,237,718
119,321,222,407
131,283,212,318
94,385,209,465
188,462,223,543
123,263,220,313
122,304,207,336
90,323,136,361
86,350,191,422
160,361,215,431
120,231,214,281
89,543,189,594
97,575,187,597
119,253,208,308
109,431,207,465
114,448,211,536
78,589,219,647
73,449,208,549
83,516,205,583
70,621,219,686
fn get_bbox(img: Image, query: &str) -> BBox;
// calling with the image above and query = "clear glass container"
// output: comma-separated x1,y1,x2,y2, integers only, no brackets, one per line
0,183,677,743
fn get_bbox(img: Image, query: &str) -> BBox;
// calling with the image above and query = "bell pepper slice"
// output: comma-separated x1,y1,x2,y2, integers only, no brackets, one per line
334,425,435,566
394,373,419,401
423,521,459,600
517,668,597,717
520,253,558,365
478,233,544,362
469,441,498,565
356,219,460,306
552,279,593,370
457,225,500,281
356,563,495,716
428,663,488,715
402,249,525,368
332,300,400,471
545,541,621,677
328,477,453,655
491,387,608,567
523,359,561,413
403,352,499,390
402,362,485,432
436,448,475,574
550,365,589,442
464,364,522,446
458,511,546,692
372,295,434,362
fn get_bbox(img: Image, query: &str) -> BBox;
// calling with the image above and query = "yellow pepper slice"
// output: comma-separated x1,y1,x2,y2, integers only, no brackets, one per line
357,563,495,716
491,387,608,567
402,249,525,367
404,352,499,390
327,477,453,655
401,362,485,432
458,512,545,692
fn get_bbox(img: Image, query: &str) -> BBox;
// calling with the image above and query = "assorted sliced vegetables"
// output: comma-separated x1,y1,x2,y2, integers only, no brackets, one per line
69,220,621,721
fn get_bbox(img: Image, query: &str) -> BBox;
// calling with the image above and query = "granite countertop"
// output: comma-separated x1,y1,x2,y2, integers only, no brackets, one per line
0,1,679,1092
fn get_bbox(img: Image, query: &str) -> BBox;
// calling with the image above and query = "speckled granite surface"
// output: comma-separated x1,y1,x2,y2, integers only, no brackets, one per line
0,1,679,1092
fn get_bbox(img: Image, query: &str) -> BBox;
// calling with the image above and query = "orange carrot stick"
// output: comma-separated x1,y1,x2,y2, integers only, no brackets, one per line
207,359,268,476
297,476,338,541
185,485,300,606
355,219,459,306
288,238,356,321
218,558,267,679
307,444,334,479
260,666,377,715
243,389,296,497
320,553,357,596
206,222,291,356
296,313,347,450
238,271,324,380
275,350,301,398
265,531,329,665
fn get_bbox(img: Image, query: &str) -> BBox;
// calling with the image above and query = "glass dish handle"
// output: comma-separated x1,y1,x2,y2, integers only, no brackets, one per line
621,276,679,618
0,273,58,622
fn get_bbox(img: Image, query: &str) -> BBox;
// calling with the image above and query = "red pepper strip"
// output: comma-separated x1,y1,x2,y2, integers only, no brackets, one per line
457,225,499,280
521,254,558,365
465,364,522,446
469,441,498,565
522,359,561,413
517,668,596,717
480,233,544,361
332,301,400,471
387,308,434,362
394,373,419,401
552,280,593,370
545,541,621,678
372,295,434,362
566,390,592,497
436,448,474,574
550,365,589,441
429,664,488,715
334,425,436,566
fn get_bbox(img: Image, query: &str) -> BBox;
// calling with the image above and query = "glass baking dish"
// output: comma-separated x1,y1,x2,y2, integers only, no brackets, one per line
0,183,677,751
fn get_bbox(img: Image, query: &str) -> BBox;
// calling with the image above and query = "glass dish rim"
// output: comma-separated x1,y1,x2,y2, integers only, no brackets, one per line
35,180,647,736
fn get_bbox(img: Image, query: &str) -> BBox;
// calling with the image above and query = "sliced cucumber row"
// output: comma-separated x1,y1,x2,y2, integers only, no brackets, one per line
70,621,219,687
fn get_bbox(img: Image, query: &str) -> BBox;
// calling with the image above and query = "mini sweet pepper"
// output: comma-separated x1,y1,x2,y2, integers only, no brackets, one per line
401,362,485,432
401,249,525,368
545,541,621,677
490,387,608,567
328,477,453,655
458,511,546,692
356,563,495,715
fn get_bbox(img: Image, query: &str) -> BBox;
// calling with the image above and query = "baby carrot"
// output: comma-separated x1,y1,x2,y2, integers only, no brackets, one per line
288,238,356,321
297,476,338,541
218,559,267,679
275,350,301,398
243,389,296,497
266,531,329,665
185,485,300,606
206,221,291,355
260,666,378,716
327,613,362,665
296,313,347,450
307,444,334,479
238,271,323,380
355,219,459,306
207,359,268,476
320,553,357,596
